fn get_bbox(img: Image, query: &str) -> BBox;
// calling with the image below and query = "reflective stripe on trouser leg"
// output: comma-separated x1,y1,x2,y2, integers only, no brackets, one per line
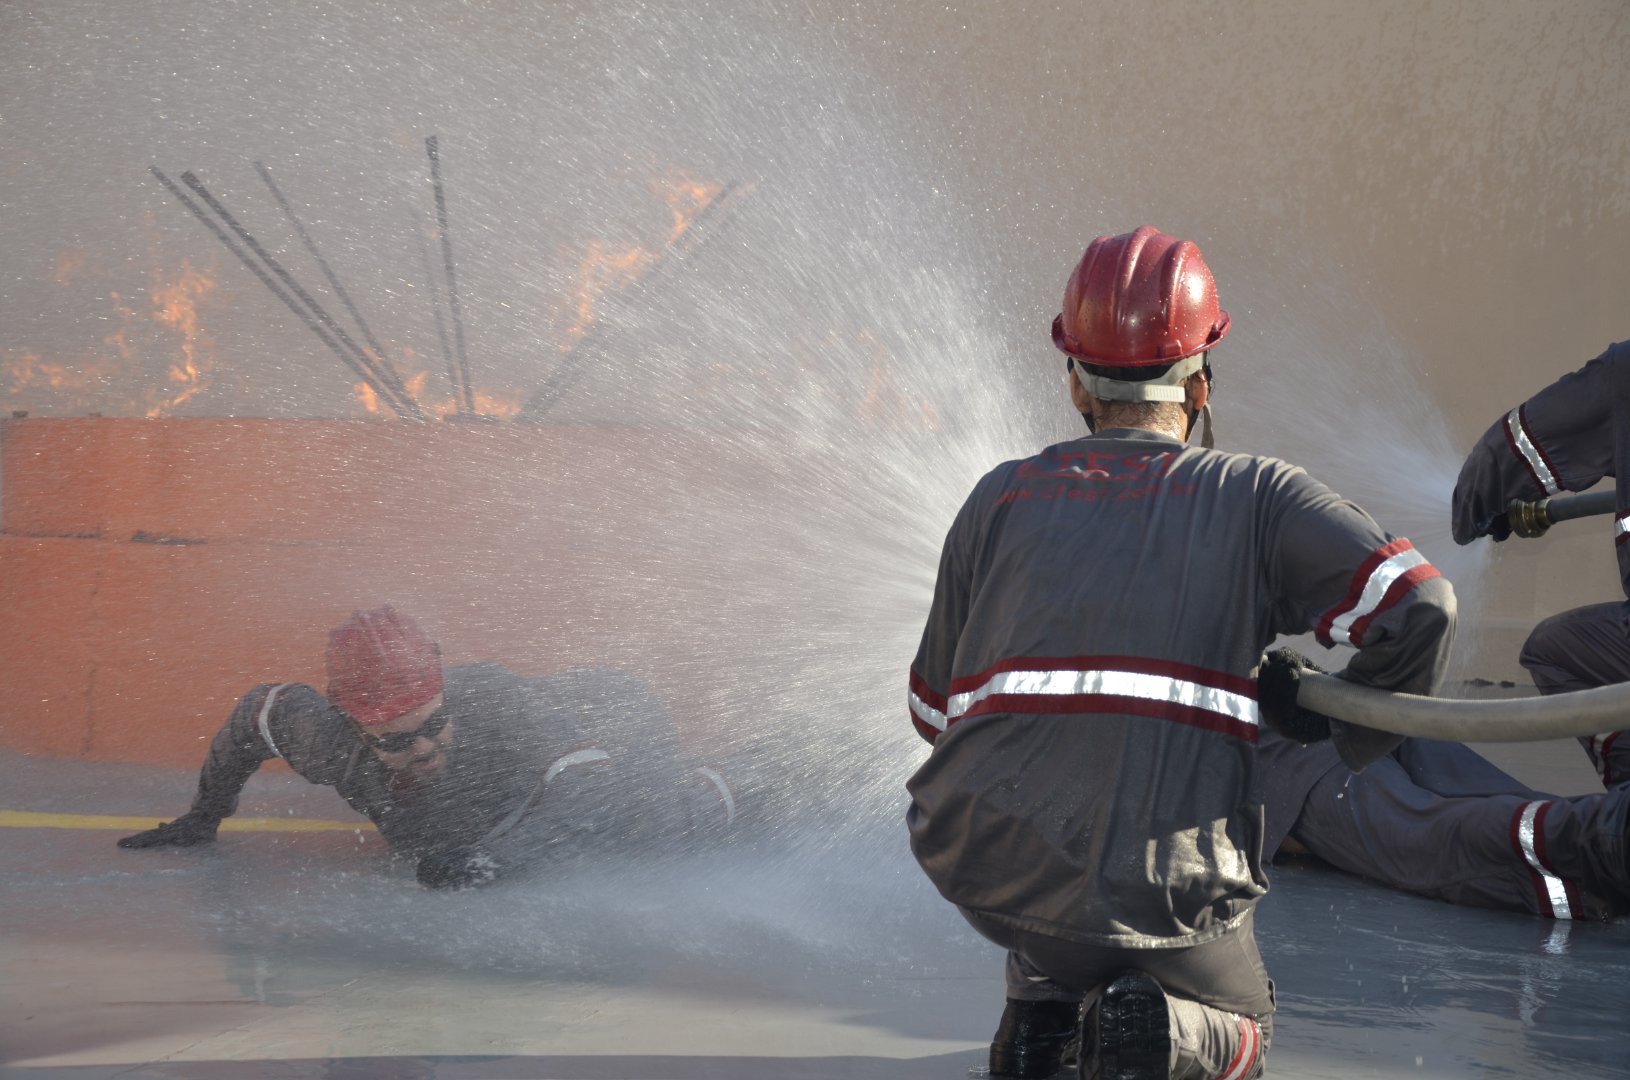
1168,998,1267,1080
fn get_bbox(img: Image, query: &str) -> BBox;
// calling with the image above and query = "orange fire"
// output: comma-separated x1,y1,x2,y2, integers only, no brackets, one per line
557,173,727,346
145,259,218,417
350,361,523,421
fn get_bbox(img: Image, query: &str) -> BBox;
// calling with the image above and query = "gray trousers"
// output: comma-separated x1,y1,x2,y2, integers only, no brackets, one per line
961,907,1272,1080
1520,600,1630,786
1290,739,1630,921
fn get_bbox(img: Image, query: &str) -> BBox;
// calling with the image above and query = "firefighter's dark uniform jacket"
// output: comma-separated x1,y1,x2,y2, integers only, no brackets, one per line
188,663,703,861
1454,339,1630,785
907,428,1456,949
1454,340,1630,598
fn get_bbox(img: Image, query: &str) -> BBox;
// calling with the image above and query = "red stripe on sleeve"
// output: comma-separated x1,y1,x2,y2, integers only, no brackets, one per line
1344,562,1443,645
1315,538,1415,646
909,668,948,713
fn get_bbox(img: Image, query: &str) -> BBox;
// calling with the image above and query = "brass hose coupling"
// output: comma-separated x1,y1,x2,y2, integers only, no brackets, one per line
1507,497,1552,539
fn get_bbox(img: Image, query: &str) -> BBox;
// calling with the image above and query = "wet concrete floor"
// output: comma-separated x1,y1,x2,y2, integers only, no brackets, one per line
3,741,1627,1079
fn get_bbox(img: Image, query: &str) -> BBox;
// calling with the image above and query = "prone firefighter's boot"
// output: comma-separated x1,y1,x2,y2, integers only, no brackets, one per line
1079,970,1171,1080
989,997,1081,1078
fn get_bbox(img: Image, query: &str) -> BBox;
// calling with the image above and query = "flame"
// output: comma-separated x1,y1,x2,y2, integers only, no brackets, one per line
352,365,523,421
653,173,724,245
561,240,652,345
556,173,727,347
145,259,218,417
4,350,112,396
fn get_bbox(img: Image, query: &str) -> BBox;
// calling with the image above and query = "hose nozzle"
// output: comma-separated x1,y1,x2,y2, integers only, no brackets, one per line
1504,490,1617,540
1507,496,1553,539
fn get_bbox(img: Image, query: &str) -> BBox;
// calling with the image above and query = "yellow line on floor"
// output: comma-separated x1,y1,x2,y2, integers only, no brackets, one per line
0,810,375,833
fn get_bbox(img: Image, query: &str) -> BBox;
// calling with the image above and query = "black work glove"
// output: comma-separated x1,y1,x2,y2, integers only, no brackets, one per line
416,847,503,890
1475,511,1512,543
117,809,221,849
1257,648,1334,745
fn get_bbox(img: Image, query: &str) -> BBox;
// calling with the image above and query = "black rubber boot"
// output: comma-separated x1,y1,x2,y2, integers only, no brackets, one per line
1080,970,1171,1080
990,997,1082,1078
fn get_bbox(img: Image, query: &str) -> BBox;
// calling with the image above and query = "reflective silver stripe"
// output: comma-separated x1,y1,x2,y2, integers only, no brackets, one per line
1507,408,1561,495
544,747,610,785
1517,801,1573,920
909,690,948,733
1218,1015,1260,1080
1616,513,1630,539
1327,547,1429,645
948,668,1259,727
256,684,291,760
694,766,737,824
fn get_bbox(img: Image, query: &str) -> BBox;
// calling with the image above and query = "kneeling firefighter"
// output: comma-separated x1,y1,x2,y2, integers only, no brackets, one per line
904,225,1456,1079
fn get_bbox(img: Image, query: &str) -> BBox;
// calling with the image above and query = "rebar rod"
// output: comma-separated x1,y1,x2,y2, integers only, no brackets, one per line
179,171,425,420
151,167,409,418
253,161,418,412
426,136,474,416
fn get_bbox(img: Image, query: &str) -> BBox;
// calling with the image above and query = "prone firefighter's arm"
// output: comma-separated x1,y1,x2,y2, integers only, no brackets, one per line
1266,470,1457,771
118,683,341,849
189,683,335,818
1452,351,1614,544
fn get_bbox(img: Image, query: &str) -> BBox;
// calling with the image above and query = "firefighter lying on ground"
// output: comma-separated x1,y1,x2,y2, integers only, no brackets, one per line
1259,655,1630,923
117,604,737,888
905,225,1455,1080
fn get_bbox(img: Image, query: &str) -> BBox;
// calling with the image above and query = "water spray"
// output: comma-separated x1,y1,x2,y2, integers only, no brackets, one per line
1504,489,1617,539
514,180,748,422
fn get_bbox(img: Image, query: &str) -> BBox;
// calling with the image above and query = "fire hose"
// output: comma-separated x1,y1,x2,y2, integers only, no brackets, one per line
1293,489,1627,741
1500,489,1617,539
1295,671,1630,742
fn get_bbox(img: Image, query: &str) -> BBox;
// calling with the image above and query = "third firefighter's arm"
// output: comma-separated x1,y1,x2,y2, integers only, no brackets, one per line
1452,349,1616,544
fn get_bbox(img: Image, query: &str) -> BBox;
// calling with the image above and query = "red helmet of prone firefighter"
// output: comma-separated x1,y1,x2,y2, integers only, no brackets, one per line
326,604,452,780
1051,224,1229,447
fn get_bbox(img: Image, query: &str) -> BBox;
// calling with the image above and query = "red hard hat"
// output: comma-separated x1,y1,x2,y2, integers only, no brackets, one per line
325,605,444,726
1051,225,1230,368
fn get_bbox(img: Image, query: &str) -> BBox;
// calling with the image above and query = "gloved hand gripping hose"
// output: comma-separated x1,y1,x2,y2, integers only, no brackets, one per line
1256,648,1334,744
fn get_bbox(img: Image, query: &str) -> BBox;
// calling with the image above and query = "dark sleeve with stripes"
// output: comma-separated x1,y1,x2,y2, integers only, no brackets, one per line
907,475,994,744
187,683,349,820
1451,348,1616,544
1264,468,1457,771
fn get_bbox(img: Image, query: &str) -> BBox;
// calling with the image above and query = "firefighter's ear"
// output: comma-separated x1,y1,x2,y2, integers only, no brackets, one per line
1184,371,1210,413
1066,362,1092,416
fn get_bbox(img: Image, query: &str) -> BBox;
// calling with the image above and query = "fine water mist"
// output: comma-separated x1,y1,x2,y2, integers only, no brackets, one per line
5,1,1512,968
